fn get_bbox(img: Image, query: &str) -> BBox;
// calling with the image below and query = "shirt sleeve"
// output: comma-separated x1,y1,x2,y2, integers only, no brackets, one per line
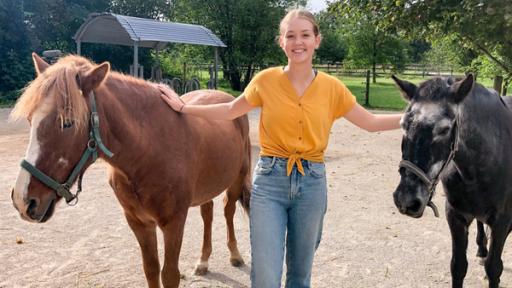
243,73,262,107
333,79,357,119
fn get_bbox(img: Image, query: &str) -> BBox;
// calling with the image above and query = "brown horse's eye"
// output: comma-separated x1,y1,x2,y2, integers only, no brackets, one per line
63,121,74,129
58,114,74,129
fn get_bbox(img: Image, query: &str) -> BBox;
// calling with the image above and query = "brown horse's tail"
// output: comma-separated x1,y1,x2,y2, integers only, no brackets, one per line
238,136,252,215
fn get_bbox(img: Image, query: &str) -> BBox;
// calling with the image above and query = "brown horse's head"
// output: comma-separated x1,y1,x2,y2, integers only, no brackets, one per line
11,53,109,222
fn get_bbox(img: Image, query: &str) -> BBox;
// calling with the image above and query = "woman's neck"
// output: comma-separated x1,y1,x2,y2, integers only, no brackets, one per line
284,62,314,82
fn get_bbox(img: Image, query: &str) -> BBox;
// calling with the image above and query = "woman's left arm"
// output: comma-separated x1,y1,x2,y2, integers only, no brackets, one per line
344,103,402,132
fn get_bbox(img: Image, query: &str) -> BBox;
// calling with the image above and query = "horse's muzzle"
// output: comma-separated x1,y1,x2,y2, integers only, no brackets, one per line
393,190,425,218
26,196,56,223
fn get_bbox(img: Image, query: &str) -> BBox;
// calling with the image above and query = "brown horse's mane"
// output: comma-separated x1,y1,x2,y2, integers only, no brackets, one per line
10,54,162,131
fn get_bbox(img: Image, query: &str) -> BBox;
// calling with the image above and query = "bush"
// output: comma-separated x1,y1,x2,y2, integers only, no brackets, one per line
0,90,21,106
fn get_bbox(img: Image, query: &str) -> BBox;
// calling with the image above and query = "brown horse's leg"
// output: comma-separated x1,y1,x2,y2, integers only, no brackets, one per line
125,213,160,288
224,177,245,267
194,201,213,275
161,208,188,288
110,171,161,288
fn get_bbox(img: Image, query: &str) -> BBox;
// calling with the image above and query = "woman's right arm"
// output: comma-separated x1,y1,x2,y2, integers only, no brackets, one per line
158,84,255,120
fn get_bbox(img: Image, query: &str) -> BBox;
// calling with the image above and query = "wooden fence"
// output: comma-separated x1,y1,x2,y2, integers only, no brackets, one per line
178,63,464,81
312,63,463,78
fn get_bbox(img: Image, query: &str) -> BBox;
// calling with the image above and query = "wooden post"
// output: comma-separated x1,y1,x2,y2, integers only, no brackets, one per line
183,62,187,81
503,78,510,95
494,75,503,95
133,42,139,77
76,41,81,56
365,70,370,107
214,47,219,89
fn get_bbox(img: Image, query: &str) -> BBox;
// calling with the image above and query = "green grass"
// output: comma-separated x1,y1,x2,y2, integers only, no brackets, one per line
0,90,20,108
0,100,15,108
338,75,505,111
0,73,504,111
340,76,408,111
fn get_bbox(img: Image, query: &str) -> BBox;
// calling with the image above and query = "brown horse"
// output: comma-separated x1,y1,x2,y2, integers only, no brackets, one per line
10,53,252,288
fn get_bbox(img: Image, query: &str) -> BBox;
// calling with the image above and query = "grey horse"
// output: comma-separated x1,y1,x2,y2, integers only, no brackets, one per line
392,74,512,288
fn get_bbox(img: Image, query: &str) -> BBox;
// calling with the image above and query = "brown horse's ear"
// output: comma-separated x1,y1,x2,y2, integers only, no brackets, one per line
451,74,474,104
79,62,110,93
32,53,50,75
392,75,417,101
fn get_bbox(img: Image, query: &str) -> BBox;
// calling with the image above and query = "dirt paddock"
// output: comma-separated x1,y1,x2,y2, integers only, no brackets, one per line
1,107,512,288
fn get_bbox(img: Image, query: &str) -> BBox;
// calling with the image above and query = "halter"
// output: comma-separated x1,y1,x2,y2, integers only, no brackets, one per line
398,115,460,217
20,91,113,205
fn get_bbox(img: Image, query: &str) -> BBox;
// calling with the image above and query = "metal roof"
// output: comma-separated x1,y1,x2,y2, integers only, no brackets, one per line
73,13,226,49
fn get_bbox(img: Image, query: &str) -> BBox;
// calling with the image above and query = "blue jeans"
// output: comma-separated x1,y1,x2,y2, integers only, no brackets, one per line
250,156,327,288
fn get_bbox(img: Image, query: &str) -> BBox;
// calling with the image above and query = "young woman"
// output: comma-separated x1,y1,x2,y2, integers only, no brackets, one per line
158,9,402,288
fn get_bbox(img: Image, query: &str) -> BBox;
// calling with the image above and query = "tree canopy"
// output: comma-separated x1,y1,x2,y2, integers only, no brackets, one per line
329,0,512,76
172,0,305,90
2,0,511,98
0,0,33,96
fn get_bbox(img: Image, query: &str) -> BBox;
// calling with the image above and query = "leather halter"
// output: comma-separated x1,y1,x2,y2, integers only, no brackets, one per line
20,91,113,205
398,116,460,217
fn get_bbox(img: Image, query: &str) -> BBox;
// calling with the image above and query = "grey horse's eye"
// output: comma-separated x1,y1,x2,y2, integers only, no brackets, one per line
437,126,450,136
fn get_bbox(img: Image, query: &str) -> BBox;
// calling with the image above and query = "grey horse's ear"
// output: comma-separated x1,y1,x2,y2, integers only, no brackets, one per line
451,74,474,103
392,75,417,101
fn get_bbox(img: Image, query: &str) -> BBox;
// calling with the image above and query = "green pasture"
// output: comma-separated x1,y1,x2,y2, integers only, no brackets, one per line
215,74,502,111
340,76,407,111
340,75,504,111
0,74,505,111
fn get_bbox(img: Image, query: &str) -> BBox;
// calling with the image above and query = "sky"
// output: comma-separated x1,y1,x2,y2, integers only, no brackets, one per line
308,0,328,12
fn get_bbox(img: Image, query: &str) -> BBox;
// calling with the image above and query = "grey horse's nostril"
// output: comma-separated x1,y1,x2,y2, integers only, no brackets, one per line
407,199,422,213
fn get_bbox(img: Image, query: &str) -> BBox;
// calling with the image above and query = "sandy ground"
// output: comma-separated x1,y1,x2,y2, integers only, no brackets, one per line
1,107,512,288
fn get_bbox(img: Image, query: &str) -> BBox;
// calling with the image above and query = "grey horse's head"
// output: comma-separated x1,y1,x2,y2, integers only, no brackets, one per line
392,74,474,218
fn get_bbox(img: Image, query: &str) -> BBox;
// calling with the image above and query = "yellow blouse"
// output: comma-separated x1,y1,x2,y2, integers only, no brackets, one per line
244,67,356,176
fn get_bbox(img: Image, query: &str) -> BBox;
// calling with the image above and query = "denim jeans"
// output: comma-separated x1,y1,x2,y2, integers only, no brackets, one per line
250,156,327,288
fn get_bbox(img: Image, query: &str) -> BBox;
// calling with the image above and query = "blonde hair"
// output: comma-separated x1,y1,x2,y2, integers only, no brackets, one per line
279,9,320,36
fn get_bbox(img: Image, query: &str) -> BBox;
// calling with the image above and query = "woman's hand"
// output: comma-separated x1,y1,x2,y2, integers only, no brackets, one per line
157,84,185,112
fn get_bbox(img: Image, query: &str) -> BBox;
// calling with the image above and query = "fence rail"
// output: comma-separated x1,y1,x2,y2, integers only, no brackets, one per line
176,63,465,81
312,63,464,78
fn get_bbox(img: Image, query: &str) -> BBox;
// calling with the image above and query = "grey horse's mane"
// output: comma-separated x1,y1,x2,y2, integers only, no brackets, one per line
416,77,501,108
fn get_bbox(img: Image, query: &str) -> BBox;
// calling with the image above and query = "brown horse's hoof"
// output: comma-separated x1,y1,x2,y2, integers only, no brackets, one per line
230,258,245,267
194,266,208,276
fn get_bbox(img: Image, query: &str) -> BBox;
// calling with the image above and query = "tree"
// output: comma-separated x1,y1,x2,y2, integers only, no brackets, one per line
1,0,177,97
24,0,107,53
315,11,347,64
23,0,173,76
409,40,431,63
173,0,305,91
330,0,512,77
0,0,33,96
346,19,409,77
109,0,174,19
83,0,174,76
422,34,469,75
326,3,410,82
